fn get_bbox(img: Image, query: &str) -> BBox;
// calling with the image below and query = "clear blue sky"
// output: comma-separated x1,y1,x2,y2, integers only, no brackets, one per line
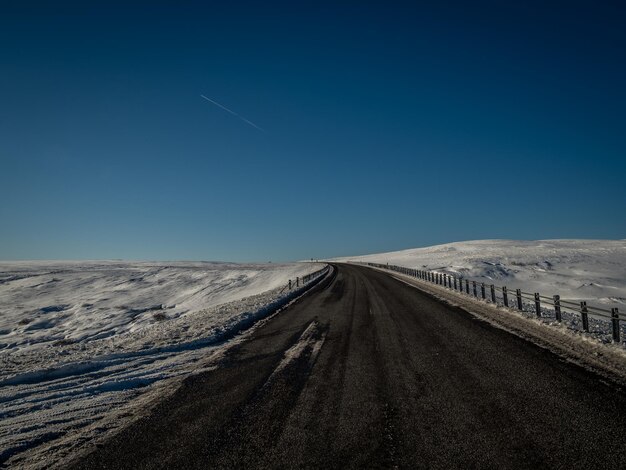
1,1,624,261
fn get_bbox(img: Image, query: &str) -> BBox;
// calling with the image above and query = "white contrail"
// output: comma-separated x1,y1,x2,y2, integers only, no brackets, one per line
200,94,265,132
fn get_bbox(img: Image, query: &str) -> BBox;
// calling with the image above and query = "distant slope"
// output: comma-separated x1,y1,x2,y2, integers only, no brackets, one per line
332,240,626,307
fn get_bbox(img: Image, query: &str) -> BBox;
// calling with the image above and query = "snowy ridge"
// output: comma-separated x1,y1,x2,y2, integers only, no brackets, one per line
332,240,626,308
0,261,326,468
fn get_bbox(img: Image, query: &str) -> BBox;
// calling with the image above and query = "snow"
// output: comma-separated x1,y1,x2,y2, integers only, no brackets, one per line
0,260,322,354
332,240,626,308
0,261,326,468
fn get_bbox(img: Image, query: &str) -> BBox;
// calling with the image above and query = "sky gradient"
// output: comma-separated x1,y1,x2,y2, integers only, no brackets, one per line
1,1,625,261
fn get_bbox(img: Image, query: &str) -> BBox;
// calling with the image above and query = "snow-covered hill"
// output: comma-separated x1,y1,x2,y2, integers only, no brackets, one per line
0,260,325,467
333,240,626,307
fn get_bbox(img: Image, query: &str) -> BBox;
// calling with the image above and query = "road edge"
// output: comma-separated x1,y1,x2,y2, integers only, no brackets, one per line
360,264,626,388
48,265,335,470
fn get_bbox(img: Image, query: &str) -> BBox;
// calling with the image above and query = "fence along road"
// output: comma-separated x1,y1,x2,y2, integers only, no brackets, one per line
72,263,626,469
365,262,624,342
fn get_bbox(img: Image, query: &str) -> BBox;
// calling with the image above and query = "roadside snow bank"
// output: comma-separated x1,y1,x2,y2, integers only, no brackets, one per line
0,261,327,468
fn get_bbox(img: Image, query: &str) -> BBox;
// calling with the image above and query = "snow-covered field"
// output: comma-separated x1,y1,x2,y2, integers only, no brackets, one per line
0,261,325,468
333,240,626,308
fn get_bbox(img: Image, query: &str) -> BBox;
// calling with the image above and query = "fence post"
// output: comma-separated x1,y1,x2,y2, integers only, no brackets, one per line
473,281,477,297
289,279,292,290
481,283,486,299
296,277,299,287
516,289,523,310
554,295,562,322
490,284,496,303
454,277,458,290
612,308,620,343
465,279,470,294
503,286,509,307
580,301,589,332
534,293,541,317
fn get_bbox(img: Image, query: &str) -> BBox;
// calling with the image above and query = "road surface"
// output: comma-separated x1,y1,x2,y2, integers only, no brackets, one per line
73,264,626,469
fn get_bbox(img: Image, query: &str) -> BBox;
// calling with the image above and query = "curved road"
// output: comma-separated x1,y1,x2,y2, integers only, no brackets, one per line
73,264,626,469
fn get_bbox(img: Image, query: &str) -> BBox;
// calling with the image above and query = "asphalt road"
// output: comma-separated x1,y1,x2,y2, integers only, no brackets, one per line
73,264,626,469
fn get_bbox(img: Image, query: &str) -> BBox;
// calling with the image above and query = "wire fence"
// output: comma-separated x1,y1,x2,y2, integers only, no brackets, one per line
363,262,624,345
279,265,330,294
